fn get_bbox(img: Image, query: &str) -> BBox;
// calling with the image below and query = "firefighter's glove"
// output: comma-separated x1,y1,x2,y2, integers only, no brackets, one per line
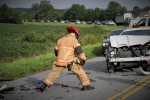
78,59,86,66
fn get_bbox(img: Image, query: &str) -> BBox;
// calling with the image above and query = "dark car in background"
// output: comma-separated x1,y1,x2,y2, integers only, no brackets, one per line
45,19,51,22
24,19,28,22
37,19,44,22
102,28,125,56
65,20,69,23
30,19,36,22
86,21,93,24
102,21,108,25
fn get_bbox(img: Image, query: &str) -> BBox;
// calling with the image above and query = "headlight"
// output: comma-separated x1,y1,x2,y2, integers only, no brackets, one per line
102,43,109,46
106,43,109,46
102,43,106,46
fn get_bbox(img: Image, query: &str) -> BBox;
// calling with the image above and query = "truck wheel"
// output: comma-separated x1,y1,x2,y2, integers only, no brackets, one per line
103,52,106,57
142,62,148,71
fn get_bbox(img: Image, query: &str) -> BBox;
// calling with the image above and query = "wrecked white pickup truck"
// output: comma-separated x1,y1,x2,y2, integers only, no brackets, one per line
106,28,150,73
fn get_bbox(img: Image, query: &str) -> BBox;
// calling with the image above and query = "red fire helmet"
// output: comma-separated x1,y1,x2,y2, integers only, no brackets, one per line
66,26,80,36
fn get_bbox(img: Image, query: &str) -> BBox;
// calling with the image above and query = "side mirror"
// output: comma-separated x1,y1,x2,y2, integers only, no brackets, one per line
104,36,107,39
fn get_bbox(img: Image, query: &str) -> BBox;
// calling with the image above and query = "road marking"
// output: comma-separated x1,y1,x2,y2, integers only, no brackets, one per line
119,80,150,100
108,75,150,100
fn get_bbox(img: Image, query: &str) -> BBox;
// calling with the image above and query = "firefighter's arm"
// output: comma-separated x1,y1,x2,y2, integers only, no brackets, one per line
74,44,87,65
54,45,59,56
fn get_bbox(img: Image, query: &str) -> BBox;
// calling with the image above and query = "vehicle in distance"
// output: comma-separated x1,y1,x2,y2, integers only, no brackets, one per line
65,20,69,23
102,21,108,25
102,29,125,56
60,20,65,23
115,13,133,26
94,20,101,25
45,19,51,22
107,20,115,25
38,19,44,22
81,21,86,24
53,20,58,23
30,19,36,22
106,27,150,72
86,21,93,24
24,19,28,22
75,20,81,24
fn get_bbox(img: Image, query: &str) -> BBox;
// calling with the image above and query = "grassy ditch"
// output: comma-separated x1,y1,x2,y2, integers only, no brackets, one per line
0,43,102,79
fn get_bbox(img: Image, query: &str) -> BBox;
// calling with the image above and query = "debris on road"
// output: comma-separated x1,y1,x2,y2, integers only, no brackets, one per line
60,84,69,88
1,87,15,92
20,87,30,91
0,79,14,82
0,85,7,91
131,78,137,81
0,86,15,95
122,75,129,76
67,73,76,75
38,81,43,84
90,79,96,82
20,85,30,91
86,72,91,74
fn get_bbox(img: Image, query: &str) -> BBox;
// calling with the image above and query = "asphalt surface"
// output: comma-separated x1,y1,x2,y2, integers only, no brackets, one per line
0,56,150,100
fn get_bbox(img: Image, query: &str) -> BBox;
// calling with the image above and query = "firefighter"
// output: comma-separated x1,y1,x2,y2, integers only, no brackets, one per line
39,26,94,92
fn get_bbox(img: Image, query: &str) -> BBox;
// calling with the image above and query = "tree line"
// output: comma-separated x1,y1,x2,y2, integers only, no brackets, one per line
0,0,150,24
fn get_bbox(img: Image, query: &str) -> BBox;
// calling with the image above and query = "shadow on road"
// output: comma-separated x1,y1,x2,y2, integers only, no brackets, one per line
24,77,81,92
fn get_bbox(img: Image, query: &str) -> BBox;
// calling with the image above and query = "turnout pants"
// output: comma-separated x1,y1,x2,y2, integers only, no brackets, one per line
44,62,91,87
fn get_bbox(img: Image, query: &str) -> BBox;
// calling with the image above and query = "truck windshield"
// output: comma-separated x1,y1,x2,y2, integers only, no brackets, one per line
108,30,124,38
137,18,147,26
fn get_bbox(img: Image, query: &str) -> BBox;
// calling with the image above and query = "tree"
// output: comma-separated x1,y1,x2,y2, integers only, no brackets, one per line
85,8,94,21
100,9,109,21
13,12,22,24
63,4,86,22
106,1,121,21
34,0,55,20
107,1,121,13
0,4,13,23
0,4,22,24
120,6,127,14
40,0,51,8
132,6,139,18
144,6,150,11
93,8,101,21
31,3,40,11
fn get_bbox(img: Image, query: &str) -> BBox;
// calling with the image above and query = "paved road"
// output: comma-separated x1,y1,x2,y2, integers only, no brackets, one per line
0,56,150,100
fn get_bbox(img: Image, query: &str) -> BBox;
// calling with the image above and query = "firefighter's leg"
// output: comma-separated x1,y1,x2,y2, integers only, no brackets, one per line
40,62,65,92
71,63,94,91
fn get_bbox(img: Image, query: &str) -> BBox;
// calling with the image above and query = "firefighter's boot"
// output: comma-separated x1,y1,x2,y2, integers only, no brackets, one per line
81,85,94,91
39,83,47,92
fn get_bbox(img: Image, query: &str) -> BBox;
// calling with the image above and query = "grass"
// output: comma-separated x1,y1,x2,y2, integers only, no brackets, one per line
0,22,127,79
0,43,101,79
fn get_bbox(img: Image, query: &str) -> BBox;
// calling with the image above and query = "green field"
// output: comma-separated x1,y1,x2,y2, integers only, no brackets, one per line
0,22,127,79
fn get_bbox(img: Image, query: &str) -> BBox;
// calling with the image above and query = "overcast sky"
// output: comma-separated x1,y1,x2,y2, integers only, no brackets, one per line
0,0,150,10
